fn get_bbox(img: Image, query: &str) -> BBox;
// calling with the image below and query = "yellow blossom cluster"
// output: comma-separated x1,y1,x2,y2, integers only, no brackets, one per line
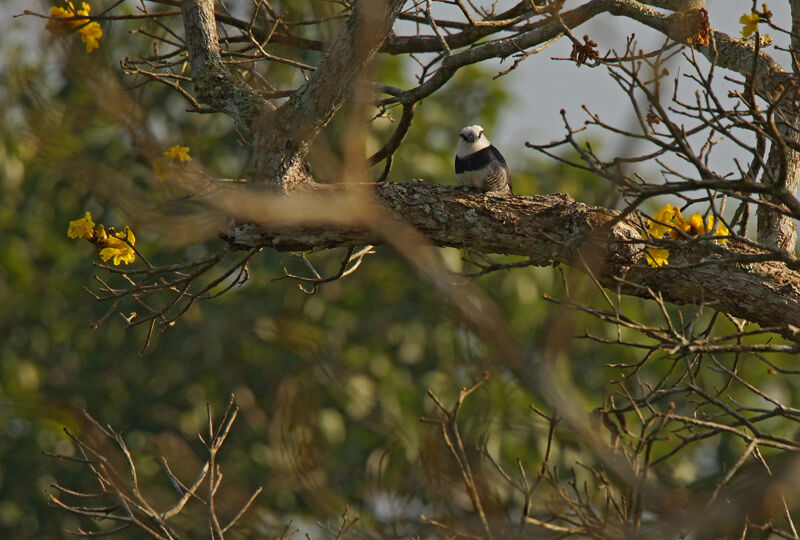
739,4,772,38
152,145,192,180
46,2,103,53
67,211,136,265
643,204,729,268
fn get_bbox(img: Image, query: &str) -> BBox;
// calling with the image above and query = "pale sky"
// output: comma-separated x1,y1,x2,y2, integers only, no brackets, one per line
490,0,792,173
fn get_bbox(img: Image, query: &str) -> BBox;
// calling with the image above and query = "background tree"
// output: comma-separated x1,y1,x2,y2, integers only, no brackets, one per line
3,0,800,538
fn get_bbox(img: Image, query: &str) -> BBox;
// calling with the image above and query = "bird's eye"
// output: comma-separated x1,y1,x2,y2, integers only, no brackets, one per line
478,131,483,138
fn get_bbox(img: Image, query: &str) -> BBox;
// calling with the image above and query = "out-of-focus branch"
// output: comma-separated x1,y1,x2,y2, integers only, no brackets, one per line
421,373,494,539
221,183,800,340
47,398,259,539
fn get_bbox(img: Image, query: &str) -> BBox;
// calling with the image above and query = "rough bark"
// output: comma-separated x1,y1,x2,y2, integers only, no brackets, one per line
180,0,272,126
758,124,800,254
639,0,704,9
181,0,405,192
755,1,800,254
247,0,406,191
222,182,800,341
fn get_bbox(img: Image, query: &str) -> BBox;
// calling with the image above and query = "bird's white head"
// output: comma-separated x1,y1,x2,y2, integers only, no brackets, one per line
457,124,490,157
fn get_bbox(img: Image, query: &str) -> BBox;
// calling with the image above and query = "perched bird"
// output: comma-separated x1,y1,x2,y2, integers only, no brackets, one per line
455,125,511,193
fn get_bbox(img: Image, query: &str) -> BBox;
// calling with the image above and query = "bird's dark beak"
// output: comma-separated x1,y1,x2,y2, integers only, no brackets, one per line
466,133,476,143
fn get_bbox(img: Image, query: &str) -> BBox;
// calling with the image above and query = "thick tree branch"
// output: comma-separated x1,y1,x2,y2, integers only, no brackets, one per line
758,123,800,253
248,0,406,191
223,183,800,341
753,1,800,254
180,0,273,126
638,0,704,9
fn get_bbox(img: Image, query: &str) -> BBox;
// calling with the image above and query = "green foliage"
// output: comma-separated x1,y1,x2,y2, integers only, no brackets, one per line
0,34,568,537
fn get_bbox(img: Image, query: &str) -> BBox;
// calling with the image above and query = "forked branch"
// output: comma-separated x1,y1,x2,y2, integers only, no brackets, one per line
47,396,260,539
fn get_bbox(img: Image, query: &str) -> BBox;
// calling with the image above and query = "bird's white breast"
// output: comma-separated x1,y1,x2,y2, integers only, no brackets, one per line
457,165,493,188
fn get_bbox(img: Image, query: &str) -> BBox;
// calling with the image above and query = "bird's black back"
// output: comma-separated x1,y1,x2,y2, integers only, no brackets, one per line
455,145,508,173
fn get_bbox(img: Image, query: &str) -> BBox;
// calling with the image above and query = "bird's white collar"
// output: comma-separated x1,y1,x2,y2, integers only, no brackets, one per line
457,135,491,158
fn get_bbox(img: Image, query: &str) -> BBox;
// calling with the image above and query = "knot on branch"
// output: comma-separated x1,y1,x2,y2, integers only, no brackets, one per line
672,8,710,46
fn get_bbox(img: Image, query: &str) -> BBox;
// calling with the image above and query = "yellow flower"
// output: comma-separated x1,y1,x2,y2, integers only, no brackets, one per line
114,226,136,245
694,213,730,243
648,204,677,239
648,204,690,240
688,213,705,236
79,21,103,53
67,211,95,239
670,207,691,239
46,2,102,53
98,236,136,265
69,214,138,265
46,3,83,35
646,246,670,268
153,146,191,180
740,12,761,38
713,220,729,245
164,145,191,164
644,205,730,267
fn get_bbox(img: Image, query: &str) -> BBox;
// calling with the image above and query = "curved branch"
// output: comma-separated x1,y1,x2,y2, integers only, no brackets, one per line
221,183,800,341
367,101,417,166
